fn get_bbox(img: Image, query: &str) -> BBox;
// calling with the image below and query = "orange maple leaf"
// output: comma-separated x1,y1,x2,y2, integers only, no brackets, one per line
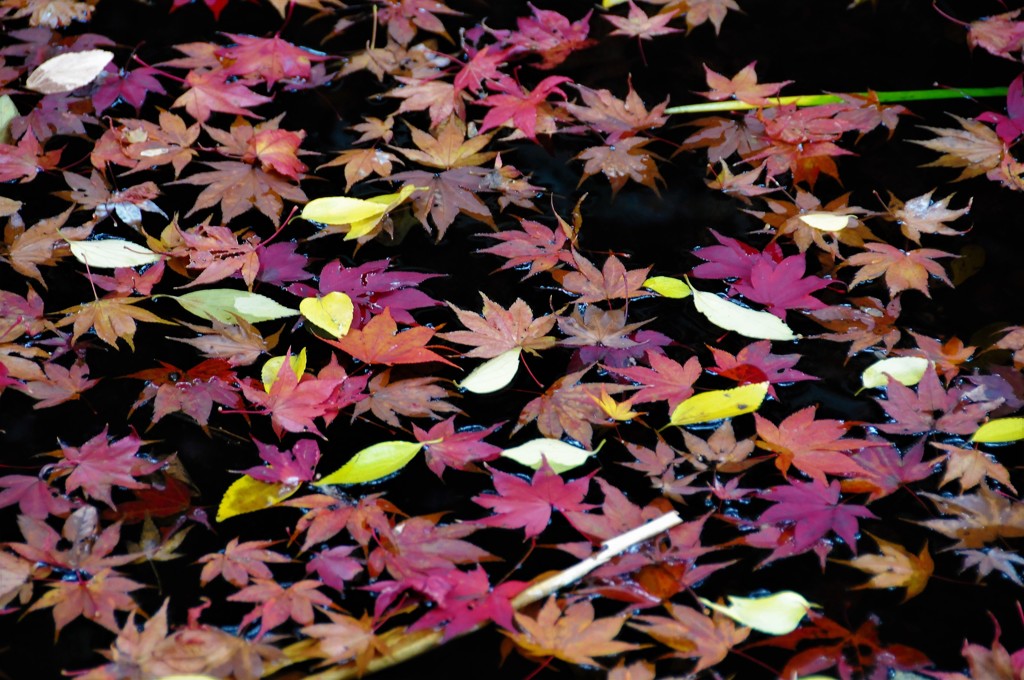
327,307,456,367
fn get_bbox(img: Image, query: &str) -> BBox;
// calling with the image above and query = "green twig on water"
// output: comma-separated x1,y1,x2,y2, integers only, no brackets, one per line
665,86,1009,115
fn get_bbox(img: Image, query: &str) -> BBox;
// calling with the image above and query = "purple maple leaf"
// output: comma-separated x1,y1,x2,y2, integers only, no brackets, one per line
730,254,831,317
690,229,782,284
875,371,998,435
255,241,312,286
758,479,876,554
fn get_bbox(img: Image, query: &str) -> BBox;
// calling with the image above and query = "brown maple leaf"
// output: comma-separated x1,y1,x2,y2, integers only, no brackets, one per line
56,297,174,350
808,295,902,356
920,483,1024,549
442,293,556,359
681,420,758,473
557,305,648,350
176,222,261,289
562,80,669,141
172,160,308,225
318,146,400,190
847,243,955,297
576,136,664,195
912,114,1006,181
395,116,495,170
351,369,460,428
630,604,749,672
933,442,1015,493
18,360,99,409
172,317,280,367
515,368,629,446
507,597,639,667
173,69,273,124
1,207,73,286
834,534,933,600
884,189,971,244
561,252,651,303
60,172,166,229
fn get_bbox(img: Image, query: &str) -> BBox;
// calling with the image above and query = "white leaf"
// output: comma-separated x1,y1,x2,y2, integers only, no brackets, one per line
689,281,797,341
26,50,114,95
68,238,162,269
458,348,521,394
501,438,596,473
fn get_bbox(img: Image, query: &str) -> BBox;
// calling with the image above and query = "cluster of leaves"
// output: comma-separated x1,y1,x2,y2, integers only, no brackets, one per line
1,0,1024,679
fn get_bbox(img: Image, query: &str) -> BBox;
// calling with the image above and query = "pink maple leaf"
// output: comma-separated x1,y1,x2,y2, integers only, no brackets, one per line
53,428,164,508
409,565,526,640
707,340,816,398
473,460,596,538
757,479,876,554
730,254,831,317
413,417,503,478
478,75,573,141
241,438,320,485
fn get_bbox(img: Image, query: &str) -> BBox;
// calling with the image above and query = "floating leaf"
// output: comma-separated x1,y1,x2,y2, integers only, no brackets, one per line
799,212,851,232
261,349,307,391
170,289,299,323
642,276,691,298
300,292,354,338
458,348,521,394
861,356,929,390
67,238,162,269
972,417,1024,444
689,280,797,341
26,49,114,95
301,185,420,240
315,441,424,486
670,381,768,427
216,475,300,522
501,438,597,473
0,94,18,144
699,591,813,635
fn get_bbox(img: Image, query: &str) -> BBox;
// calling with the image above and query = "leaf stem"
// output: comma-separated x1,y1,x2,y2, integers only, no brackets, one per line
665,86,1009,115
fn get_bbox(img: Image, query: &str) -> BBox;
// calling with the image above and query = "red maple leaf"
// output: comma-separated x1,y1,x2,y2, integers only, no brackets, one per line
730,254,831,317
494,5,594,69
173,69,272,123
477,217,574,278
128,358,241,427
0,130,62,183
92,64,168,114
874,370,997,436
52,427,165,508
473,460,595,538
755,406,874,484
757,478,876,554
605,2,681,40
691,229,783,285
306,545,363,592
605,351,701,412
238,356,344,437
218,33,330,87
240,438,320,485
840,440,940,502
327,308,456,367
413,417,503,477
28,567,144,635
368,515,493,583
478,75,573,141
409,565,526,640
170,0,231,19
707,340,816,398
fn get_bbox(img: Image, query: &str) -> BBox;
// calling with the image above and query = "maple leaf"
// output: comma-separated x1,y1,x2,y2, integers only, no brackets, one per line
478,75,572,141
239,357,343,438
691,228,781,284
306,545,363,592
895,331,975,382
368,515,493,582
61,171,166,229
681,420,758,473
885,189,970,243
683,0,741,32
55,297,173,351
319,146,400,190
701,61,791,106
173,69,272,123
808,295,902,356
1,207,73,286
301,611,389,674
198,538,291,588
562,80,668,141
231,578,332,637
707,340,815,398
388,75,467,129
327,308,456,367
605,351,701,412
558,305,648,356
173,316,279,367
834,534,933,600
840,440,939,502
0,129,62,183
508,597,639,666
453,45,512,94
239,438,320,485
958,547,1024,587
913,114,1006,180
18,360,99,409
756,407,875,484
442,293,556,358
847,242,955,297
562,252,651,303
28,567,144,635
413,417,502,477
92,64,167,114
173,160,307,225
350,369,457,428
730,254,830,317
920,483,1024,549
218,33,329,87
494,5,595,69
390,166,495,237
477,217,574,278
576,136,664,195
396,116,495,170
175,222,261,289
108,473,199,525
99,110,200,178
631,604,749,672
0,473,75,519
875,371,997,436
473,460,595,538
407,566,526,640
605,2,681,40
377,0,462,45
51,427,164,508
758,478,877,555
977,74,1024,144
934,442,1014,493
515,368,630,447
128,358,241,427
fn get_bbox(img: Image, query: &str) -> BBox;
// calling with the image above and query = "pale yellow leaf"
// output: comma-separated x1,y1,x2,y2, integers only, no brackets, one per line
689,280,797,341
300,292,354,338
860,356,929,390
501,438,598,472
670,382,768,427
699,591,813,635
458,348,521,394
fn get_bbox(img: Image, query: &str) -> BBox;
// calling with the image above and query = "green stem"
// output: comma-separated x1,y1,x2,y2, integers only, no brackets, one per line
665,86,1009,115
